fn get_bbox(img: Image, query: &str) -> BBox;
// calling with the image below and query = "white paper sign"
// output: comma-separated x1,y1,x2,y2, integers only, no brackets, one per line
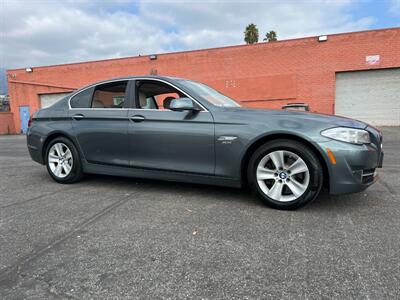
366,55,380,65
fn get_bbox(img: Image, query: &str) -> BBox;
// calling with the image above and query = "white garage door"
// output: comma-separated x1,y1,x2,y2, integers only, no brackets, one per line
39,93,71,108
335,68,400,126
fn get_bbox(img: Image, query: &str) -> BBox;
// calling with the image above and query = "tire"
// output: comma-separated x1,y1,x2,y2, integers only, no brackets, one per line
45,136,83,184
247,139,323,210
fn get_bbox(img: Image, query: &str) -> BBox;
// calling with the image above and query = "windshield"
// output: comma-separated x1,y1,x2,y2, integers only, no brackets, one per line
178,80,241,107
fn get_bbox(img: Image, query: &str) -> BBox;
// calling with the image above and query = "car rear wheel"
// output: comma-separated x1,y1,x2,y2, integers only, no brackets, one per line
248,139,323,210
45,137,83,183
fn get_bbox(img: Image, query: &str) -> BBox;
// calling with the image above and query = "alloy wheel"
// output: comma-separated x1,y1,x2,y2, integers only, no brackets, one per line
48,143,73,178
256,150,310,202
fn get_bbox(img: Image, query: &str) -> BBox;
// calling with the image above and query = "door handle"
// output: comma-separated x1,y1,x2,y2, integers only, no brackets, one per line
72,114,84,120
130,115,145,122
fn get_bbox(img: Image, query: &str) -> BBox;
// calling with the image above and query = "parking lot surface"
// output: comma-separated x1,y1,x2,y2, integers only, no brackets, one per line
0,127,399,299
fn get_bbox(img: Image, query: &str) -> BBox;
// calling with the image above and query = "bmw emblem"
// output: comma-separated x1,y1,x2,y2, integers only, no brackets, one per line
279,172,287,179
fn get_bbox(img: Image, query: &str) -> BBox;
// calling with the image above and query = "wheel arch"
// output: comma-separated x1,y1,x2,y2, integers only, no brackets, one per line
240,132,330,190
41,131,81,163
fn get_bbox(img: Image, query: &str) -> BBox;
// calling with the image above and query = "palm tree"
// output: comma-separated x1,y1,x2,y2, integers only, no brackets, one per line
244,23,259,44
264,30,277,42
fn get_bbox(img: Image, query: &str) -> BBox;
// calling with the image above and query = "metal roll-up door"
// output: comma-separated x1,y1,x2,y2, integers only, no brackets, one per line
39,93,71,108
335,68,400,126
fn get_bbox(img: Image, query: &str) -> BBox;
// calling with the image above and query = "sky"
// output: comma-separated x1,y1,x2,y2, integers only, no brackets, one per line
0,0,399,70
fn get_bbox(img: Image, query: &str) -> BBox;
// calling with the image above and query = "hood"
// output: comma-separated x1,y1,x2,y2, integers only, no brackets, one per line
223,107,368,129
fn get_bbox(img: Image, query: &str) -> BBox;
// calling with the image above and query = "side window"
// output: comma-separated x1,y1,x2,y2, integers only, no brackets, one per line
92,81,128,108
70,87,94,108
137,81,192,110
155,93,181,110
141,96,158,109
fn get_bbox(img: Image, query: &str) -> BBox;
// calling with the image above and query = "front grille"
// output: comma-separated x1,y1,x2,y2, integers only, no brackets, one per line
362,168,376,184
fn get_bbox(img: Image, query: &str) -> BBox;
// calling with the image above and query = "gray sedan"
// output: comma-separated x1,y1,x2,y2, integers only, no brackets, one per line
27,76,383,209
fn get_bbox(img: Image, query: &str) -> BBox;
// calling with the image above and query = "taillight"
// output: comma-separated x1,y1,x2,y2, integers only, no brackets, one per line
28,115,33,127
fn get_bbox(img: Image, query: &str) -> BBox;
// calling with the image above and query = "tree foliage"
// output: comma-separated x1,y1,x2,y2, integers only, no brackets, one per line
244,23,259,44
264,30,278,42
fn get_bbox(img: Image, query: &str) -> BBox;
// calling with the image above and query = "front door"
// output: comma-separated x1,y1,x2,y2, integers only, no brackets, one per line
70,80,132,167
128,79,215,175
19,105,30,134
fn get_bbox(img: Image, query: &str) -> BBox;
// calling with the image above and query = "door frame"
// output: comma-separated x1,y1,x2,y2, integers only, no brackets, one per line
19,105,30,134
69,79,133,166
127,78,215,175
130,78,208,111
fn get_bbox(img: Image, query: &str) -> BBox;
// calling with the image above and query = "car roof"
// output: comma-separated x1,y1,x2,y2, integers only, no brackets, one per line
88,75,185,85
69,76,189,97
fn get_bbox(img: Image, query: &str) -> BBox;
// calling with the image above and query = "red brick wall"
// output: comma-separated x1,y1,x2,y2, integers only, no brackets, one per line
7,83,74,133
0,113,16,135
7,27,400,133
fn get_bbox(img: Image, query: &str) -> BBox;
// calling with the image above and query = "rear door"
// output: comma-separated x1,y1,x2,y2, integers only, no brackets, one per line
70,80,132,167
127,79,215,175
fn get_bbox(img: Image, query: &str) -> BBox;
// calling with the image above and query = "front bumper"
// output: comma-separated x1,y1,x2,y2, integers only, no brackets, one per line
319,139,383,195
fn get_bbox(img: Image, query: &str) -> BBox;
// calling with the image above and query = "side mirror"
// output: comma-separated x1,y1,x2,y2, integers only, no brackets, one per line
169,97,200,111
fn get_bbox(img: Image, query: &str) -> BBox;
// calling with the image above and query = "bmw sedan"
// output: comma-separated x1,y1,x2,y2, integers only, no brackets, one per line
27,76,384,209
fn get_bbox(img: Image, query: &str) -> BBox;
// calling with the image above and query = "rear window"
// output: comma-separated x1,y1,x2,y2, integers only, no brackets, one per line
70,81,128,109
92,81,127,108
70,87,94,108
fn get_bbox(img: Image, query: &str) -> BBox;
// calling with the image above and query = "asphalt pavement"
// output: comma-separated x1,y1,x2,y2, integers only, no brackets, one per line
0,127,399,299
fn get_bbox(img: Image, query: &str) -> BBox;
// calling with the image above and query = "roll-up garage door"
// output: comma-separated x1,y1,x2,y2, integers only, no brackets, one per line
335,68,400,126
39,93,71,108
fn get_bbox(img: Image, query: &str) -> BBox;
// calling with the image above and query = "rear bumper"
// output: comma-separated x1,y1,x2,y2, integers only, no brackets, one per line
27,128,45,165
319,140,383,195
28,144,44,165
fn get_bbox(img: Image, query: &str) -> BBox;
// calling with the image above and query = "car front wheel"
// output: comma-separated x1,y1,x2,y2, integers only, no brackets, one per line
248,139,323,210
45,137,83,184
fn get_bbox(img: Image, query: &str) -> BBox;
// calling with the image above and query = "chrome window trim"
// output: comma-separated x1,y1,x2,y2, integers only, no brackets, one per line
127,108,209,113
68,108,131,110
68,78,208,112
68,79,129,110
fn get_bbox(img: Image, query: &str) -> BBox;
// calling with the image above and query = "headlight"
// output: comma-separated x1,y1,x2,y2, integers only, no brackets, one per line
321,127,371,144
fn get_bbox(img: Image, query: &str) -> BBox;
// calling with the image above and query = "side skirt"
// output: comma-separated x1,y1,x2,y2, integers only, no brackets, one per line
82,161,242,188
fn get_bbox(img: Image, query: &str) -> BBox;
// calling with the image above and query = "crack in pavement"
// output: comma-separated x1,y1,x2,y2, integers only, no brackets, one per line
0,186,86,209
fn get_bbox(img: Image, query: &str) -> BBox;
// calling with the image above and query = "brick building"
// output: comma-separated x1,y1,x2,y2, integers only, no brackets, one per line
5,27,400,134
